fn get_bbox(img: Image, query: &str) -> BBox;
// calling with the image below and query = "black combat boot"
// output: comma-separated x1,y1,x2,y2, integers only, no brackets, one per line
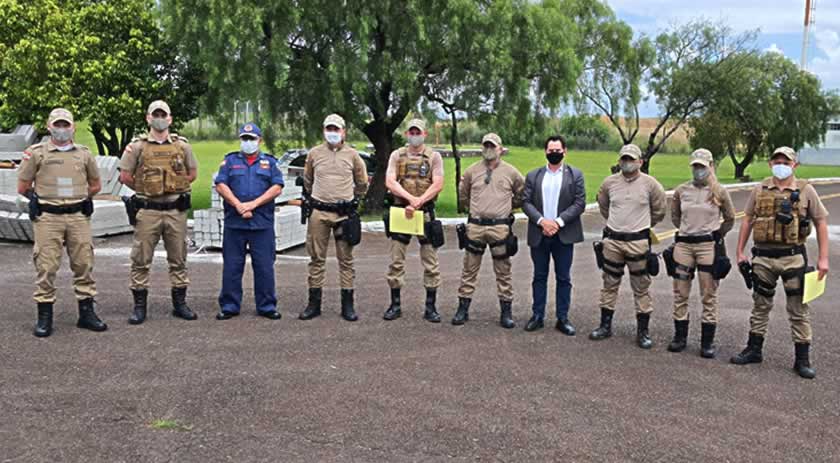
171,287,197,320
730,333,764,365
636,313,653,349
340,289,358,322
34,302,53,338
793,343,816,379
451,297,471,325
299,288,322,320
423,288,441,323
499,300,515,329
700,323,717,359
77,298,107,332
667,319,689,352
383,287,402,320
589,308,614,340
128,289,148,325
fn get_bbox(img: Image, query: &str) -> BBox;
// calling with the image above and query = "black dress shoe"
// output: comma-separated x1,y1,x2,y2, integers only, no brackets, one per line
555,319,576,336
216,311,239,320
258,310,281,320
524,318,544,332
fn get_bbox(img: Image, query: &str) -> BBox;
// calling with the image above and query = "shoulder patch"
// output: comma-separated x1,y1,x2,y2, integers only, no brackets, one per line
22,150,32,161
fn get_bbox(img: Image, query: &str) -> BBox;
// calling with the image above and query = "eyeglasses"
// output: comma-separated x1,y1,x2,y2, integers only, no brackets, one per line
484,169,492,184
547,150,564,155
240,136,258,141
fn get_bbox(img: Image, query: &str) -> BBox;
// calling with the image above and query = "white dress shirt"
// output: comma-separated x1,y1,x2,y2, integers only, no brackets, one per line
538,164,565,227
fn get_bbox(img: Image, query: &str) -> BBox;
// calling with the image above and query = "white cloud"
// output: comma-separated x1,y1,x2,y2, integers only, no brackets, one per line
765,43,784,54
607,0,840,35
809,29,840,91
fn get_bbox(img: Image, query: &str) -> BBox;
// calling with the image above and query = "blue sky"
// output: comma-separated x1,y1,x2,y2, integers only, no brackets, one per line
607,0,840,116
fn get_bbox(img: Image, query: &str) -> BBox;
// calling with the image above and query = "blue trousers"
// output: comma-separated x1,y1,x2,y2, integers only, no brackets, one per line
219,226,277,314
529,236,574,320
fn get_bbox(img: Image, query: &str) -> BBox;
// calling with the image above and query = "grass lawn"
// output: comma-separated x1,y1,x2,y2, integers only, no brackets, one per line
72,126,840,217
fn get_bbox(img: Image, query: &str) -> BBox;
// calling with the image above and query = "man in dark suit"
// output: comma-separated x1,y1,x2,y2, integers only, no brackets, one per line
522,135,586,334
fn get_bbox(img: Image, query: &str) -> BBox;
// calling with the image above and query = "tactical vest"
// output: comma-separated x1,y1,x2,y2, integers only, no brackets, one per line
395,147,435,206
132,135,191,197
752,179,812,246
32,144,90,201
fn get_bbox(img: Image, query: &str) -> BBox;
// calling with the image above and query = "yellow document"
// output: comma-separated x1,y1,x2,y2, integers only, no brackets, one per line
389,207,425,235
802,270,826,304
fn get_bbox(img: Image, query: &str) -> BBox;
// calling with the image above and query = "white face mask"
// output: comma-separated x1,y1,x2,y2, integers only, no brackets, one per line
772,164,793,180
482,147,499,161
620,160,639,174
240,139,259,154
50,127,74,144
407,135,425,147
150,117,170,131
324,131,342,145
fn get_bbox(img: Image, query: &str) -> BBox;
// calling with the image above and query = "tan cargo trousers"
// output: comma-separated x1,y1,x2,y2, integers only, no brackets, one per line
599,238,652,314
457,224,513,302
750,253,811,343
130,208,189,289
672,241,718,323
306,209,354,289
32,212,96,303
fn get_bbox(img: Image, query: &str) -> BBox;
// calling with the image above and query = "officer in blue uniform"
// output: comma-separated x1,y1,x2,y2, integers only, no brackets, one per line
213,123,285,320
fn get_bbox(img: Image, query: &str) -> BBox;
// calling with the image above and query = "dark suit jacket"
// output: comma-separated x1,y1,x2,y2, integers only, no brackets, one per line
522,164,586,247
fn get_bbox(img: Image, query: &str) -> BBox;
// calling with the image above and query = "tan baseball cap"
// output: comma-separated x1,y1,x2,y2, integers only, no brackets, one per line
406,118,426,131
47,108,74,125
482,133,502,147
147,100,171,115
323,113,345,129
689,149,713,167
618,144,642,160
772,146,797,161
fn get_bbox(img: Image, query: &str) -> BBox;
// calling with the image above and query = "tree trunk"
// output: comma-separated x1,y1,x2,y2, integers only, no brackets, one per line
449,111,462,214
728,147,754,180
362,120,393,214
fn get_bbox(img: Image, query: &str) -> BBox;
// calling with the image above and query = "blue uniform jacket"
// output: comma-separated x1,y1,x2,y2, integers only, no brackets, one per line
214,151,285,230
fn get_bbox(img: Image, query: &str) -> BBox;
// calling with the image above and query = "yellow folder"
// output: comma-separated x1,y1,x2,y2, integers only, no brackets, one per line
389,207,425,235
802,270,826,304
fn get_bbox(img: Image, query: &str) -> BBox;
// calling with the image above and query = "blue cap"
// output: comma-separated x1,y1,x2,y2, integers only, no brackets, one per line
238,123,262,138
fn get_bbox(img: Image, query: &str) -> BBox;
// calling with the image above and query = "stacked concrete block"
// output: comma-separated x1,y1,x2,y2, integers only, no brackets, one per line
0,193,131,241
0,125,36,161
194,166,307,252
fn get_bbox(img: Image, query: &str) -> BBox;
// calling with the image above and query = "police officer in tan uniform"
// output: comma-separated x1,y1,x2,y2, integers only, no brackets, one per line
452,133,525,328
666,149,735,358
298,114,368,322
119,100,198,324
382,119,444,322
17,108,107,336
731,146,830,379
591,144,667,348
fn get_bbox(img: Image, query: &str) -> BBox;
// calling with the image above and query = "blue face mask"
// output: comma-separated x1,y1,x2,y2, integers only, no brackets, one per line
240,139,259,154
324,131,342,145
772,164,793,180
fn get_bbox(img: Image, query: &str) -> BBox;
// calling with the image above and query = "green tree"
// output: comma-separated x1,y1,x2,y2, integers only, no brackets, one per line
581,19,755,172
0,0,205,156
691,51,839,179
163,0,609,211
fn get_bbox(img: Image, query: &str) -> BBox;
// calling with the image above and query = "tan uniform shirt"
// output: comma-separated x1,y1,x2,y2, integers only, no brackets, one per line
459,159,525,219
18,141,100,206
120,134,197,202
385,147,444,179
597,172,666,233
671,181,736,236
304,143,368,203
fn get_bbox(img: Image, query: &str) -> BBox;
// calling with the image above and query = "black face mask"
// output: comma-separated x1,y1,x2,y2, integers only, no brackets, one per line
546,151,564,165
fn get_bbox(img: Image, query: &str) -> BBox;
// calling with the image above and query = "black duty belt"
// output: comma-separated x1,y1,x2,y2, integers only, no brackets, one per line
675,233,715,244
603,228,649,242
311,198,356,214
135,198,179,211
468,216,514,226
40,202,85,214
752,245,806,259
